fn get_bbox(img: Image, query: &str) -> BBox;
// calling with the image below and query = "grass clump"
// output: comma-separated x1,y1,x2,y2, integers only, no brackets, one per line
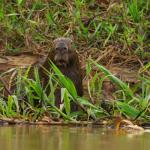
0,1,150,125
0,60,150,124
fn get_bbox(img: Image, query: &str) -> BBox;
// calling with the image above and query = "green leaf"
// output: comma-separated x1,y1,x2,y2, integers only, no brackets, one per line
91,59,134,98
77,97,97,109
50,61,78,98
17,0,23,5
61,88,70,115
116,101,139,119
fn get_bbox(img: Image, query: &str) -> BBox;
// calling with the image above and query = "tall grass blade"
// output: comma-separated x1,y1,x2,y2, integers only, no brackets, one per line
91,59,134,98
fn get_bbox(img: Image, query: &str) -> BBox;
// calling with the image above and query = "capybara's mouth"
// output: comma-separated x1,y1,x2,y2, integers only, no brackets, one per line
56,60,67,67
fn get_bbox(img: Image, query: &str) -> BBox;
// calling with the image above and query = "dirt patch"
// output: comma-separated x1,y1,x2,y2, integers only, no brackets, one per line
0,53,45,73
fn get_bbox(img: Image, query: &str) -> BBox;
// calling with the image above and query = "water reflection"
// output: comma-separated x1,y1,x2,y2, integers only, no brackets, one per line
0,125,149,150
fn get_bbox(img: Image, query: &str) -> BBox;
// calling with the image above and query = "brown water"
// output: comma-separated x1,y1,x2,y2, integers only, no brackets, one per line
0,125,149,150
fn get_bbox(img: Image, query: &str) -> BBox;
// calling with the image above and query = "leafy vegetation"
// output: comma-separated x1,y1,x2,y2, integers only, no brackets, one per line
0,60,150,124
0,0,150,125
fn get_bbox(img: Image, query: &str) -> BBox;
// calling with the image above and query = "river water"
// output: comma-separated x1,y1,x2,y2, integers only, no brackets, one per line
0,125,149,150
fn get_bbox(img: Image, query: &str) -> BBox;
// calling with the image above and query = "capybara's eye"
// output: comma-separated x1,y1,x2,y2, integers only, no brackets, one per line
55,48,60,51
62,47,67,51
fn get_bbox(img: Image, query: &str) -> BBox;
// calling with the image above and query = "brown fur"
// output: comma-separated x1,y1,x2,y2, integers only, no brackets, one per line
39,38,83,111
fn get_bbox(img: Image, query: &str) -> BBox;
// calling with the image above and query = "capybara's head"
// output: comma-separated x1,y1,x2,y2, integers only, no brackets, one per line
53,37,72,67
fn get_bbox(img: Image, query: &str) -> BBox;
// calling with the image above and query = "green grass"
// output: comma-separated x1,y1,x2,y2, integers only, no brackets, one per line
0,60,150,123
0,1,149,56
0,1,150,123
